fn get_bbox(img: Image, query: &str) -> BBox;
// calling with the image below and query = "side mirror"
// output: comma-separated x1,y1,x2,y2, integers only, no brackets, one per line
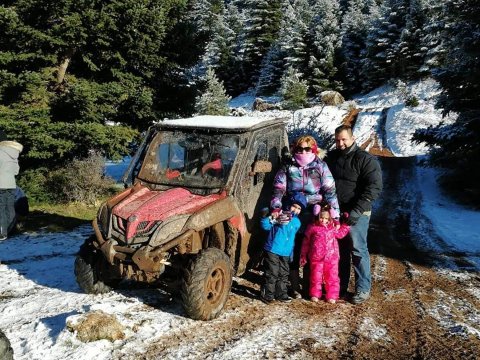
249,160,272,176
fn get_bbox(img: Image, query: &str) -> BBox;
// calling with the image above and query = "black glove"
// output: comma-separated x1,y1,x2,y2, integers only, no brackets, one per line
345,216,358,226
340,212,349,223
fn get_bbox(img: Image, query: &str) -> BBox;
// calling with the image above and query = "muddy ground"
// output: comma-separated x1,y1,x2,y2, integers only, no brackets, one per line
119,156,480,360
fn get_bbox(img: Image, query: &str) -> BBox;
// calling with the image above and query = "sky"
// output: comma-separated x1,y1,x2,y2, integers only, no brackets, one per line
1,78,479,359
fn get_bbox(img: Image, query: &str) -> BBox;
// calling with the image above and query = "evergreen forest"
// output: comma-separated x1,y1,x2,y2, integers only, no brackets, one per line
0,0,479,203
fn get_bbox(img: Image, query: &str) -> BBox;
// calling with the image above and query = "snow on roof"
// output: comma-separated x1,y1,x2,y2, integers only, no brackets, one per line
157,115,286,130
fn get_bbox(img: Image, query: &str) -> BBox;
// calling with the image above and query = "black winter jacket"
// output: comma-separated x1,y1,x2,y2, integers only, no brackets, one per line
326,143,382,216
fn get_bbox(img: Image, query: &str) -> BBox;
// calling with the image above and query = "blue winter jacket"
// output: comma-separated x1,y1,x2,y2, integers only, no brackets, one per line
261,216,301,257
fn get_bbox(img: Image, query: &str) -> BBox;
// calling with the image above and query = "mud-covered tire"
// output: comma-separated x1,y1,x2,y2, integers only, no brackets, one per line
0,329,13,360
74,237,114,294
181,248,232,320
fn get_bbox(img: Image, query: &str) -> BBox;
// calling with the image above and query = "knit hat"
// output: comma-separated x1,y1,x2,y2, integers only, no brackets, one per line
0,140,23,153
288,192,307,210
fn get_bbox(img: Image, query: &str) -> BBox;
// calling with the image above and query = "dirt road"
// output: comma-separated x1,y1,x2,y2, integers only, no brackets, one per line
121,156,480,360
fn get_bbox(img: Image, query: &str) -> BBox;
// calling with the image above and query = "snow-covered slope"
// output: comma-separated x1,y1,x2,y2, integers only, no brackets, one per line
231,78,456,157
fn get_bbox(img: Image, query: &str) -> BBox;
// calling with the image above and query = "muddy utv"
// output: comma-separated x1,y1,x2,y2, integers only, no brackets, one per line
75,115,289,320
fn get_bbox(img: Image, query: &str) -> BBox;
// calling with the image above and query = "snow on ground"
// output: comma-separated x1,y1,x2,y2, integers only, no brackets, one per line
415,165,480,268
1,78,479,359
230,78,455,157
353,78,457,156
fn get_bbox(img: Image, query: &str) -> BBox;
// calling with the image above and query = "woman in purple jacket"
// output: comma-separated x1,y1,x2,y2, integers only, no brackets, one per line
270,135,340,298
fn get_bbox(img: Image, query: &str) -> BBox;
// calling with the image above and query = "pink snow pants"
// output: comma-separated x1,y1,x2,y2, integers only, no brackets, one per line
309,256,340,300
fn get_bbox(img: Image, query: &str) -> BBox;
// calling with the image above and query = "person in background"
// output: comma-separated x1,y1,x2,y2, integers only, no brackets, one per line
201,152,222,177
326,125,382,304
300,204,350,303
260,193,307,304
271,135,340,298
0,139,23,240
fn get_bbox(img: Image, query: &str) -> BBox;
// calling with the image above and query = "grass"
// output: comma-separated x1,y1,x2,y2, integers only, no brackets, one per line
19,201,101,233
31,202,99,221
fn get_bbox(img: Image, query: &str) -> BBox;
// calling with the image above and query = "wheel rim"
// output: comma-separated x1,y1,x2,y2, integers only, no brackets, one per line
206,267,226,304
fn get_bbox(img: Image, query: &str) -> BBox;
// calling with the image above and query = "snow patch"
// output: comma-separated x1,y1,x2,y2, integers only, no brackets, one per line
427,289,480,339
359,317,390,342
372,256,388,281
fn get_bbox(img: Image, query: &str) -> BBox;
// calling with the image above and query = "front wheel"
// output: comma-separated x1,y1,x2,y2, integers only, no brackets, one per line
181,248,232,320
74,236,116,294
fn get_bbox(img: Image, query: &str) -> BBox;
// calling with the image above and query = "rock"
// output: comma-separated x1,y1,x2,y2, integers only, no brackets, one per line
0,329,13,360
252,98,281,111
67,310,125,343
320,91,345,106
230,107,248,116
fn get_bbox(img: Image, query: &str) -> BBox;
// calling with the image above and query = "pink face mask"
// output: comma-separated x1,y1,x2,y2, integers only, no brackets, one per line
294,152,316,167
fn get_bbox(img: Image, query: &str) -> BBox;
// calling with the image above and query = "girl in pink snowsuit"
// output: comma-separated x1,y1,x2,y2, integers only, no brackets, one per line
300,204,350,303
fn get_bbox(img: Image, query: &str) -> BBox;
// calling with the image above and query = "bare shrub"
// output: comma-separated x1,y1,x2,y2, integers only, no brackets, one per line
48,152,115,205
66,311,125,343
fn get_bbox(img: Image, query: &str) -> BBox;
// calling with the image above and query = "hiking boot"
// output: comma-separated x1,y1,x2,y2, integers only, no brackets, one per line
0,235,7,241
351,291,370,304
260,296,274,305
311,296,319,303
288,290,302,299
327,299,336,304
277,296,292,303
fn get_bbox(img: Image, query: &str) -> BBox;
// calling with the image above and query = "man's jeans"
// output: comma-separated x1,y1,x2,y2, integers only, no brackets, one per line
0,189,16,237
339,213,371,294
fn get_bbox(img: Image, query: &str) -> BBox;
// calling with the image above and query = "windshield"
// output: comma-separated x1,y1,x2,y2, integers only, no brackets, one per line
138,130,240,188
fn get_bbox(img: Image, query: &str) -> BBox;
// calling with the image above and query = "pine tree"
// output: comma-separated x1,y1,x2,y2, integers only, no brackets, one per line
237,0,283,90
340,0,379,95
396,0,428,79
203,2,245,95
413,0,480,206
279,0,311,72
256,0,312,95
419,0,451,74
305,0,342,94
280,67,308,110
256,43,284,95
361,0,408,90
195,67,231,115
0,0,189,171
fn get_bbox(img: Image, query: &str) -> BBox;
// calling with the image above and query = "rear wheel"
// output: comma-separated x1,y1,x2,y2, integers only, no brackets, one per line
181,248,232,320
74,236,117,294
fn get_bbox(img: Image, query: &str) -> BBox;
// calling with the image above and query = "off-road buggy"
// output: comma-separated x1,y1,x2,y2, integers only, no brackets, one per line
75,115,289,320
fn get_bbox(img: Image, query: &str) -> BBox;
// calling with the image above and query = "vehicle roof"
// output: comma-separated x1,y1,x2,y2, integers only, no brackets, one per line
155,115,287,132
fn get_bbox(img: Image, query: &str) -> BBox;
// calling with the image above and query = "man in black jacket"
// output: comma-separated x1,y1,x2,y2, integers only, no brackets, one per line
326,125,382,304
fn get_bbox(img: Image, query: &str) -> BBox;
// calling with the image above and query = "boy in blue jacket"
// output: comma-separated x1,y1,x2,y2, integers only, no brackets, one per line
260,193,307,304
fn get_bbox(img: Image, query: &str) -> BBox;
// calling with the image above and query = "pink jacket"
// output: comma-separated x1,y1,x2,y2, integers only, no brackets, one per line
301,222,350,264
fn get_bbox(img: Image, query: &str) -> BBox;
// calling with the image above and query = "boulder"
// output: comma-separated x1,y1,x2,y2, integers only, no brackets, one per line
0,329,13,360
230,107,248,116
320,91,345,106
252,98,281,111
